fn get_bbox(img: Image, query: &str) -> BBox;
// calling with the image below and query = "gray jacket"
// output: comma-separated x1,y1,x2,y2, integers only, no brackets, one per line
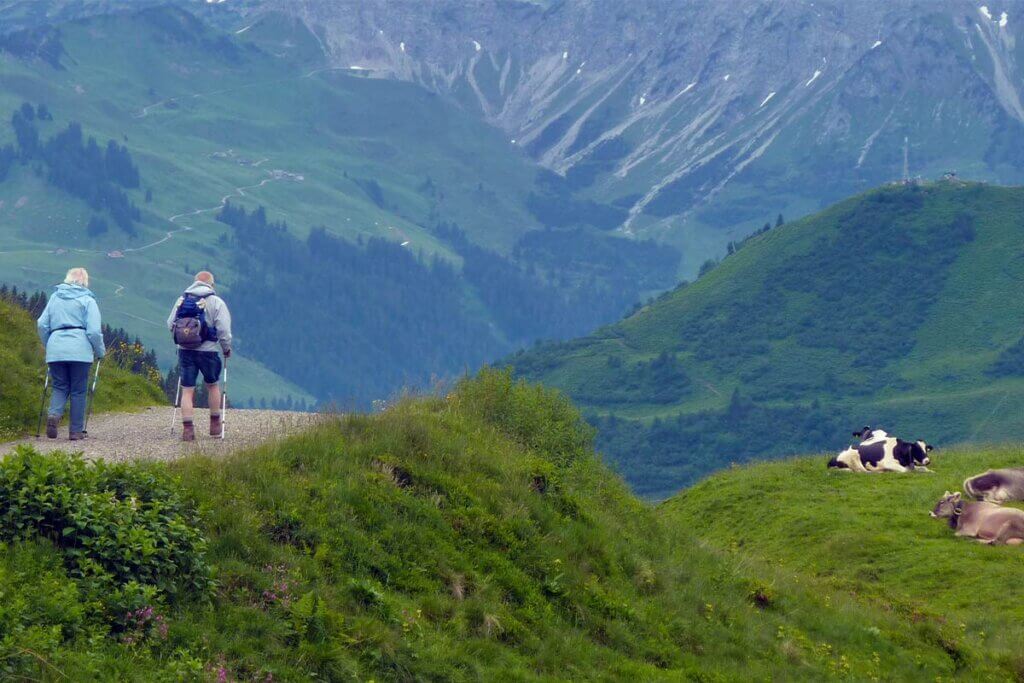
166,281,233,354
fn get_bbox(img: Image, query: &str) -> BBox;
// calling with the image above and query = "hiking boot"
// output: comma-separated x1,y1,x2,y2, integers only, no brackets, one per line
46,416,59,439
69,432,87,441
182,421,195,442
209,414,223,437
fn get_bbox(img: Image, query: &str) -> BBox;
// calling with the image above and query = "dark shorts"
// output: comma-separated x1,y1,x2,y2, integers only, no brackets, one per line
178,349,222,388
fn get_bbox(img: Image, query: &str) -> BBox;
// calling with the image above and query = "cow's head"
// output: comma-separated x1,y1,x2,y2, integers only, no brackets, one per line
913,440,934,466
930,491,961,518
894,439,932,467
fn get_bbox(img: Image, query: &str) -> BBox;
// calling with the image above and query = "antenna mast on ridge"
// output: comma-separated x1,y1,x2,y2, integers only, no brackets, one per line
902,136,909,182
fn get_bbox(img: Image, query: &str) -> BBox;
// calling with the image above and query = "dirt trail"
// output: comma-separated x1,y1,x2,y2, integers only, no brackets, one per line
1,408,320,464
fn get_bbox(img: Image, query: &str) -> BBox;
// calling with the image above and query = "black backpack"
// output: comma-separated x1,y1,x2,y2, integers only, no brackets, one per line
172,293,218,349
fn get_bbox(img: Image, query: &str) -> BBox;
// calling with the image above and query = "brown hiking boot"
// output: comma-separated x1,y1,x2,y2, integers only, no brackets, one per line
69,432,87,441
210,414,223,437
182,421,195,442
46,416,59,439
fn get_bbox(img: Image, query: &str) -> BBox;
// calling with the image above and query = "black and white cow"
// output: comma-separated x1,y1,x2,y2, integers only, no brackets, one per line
828,438,933,473
963,468,1024,504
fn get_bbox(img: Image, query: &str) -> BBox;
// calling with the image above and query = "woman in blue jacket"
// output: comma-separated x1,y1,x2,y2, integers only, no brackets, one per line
36,268,106,440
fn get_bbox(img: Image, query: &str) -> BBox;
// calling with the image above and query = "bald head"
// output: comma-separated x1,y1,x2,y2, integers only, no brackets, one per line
195,271,215,285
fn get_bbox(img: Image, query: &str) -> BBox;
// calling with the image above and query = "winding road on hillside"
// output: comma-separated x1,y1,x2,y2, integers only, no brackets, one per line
0,408,320,463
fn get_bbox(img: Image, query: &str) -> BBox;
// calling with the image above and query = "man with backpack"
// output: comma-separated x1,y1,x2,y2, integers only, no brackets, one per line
167,271,232,441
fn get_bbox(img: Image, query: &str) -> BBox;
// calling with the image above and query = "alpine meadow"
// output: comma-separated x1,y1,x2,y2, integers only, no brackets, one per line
3,0,1024,681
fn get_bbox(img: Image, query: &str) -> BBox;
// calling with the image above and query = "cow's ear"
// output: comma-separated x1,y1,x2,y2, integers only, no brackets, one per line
926,444,934,452
953,492,962,501
943,490,951,497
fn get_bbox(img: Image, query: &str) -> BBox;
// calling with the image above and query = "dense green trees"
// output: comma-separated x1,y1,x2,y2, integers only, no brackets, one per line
218,203,504,404
218,204,677,407
6,103,143,235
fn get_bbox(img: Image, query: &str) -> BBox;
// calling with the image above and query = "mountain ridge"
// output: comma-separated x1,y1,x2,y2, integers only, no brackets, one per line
512,180,1024,496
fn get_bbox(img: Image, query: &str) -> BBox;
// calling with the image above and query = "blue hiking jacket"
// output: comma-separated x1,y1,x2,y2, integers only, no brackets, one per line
37,284,106,363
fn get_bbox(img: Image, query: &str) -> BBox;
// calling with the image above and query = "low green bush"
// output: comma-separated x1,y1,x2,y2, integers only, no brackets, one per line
0,447,212,616
453,366,595,467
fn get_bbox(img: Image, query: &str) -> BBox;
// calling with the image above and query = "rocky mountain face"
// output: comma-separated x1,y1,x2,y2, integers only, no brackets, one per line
242,0,1024,273
5,0,1021,273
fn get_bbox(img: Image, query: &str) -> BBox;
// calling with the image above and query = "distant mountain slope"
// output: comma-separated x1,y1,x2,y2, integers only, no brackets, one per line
663,445,1024,675
513,181,1024,496
0,5,674,407
208,0,1024,275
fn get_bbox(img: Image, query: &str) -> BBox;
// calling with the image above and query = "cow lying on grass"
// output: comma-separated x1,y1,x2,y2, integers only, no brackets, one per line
828,438,933,472
964,468,1024,504
930,491,1024,545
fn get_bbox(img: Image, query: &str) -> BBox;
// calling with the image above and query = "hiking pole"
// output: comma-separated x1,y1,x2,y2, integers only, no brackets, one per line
220,358,228,440
35,368,50,438
82,359,102,435
169,374,182,436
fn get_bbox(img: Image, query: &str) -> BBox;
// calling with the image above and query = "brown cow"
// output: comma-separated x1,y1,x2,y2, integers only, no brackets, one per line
930,491,1024,545
963,468,1024,504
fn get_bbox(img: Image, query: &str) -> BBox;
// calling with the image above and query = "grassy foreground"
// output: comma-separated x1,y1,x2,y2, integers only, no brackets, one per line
0,299,164,440
664,446,1024,680
0,370,988,680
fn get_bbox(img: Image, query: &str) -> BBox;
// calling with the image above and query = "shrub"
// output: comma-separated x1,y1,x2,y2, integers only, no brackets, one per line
452,367,595,467
0,447,213,615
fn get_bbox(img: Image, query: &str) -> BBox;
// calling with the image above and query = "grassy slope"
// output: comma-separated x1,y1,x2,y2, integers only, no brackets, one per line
0,298,164,439
513,181,1024,494
0,371,986,680
663,446,1024,679
0,6,543,405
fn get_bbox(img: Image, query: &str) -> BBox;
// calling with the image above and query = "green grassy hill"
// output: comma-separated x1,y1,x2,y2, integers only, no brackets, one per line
664,446,1024,678
0,297,163,439
0,5,674,408
513,180,1024,496
0,370,994,680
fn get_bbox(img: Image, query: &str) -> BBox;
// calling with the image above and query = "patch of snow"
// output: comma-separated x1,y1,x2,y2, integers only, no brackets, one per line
563,51,569,60
349,65,368,71
723,74,730,81
235,23,254,35
805,69,822,86
639,94,646,106
400,42,406,52
979,5,992,20
401,240,410,247
871,39,882,49
473,40,481,51
681,81,697,94
511,138,517,144
1000,11,1008,27
759,91,776,107
576,60,586,75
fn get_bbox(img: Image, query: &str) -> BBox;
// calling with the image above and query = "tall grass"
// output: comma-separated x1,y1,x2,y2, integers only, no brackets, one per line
665,446,1024,679
0,369,974,680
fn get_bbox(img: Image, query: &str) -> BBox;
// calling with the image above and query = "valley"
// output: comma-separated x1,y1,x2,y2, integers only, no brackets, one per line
0,5,670,407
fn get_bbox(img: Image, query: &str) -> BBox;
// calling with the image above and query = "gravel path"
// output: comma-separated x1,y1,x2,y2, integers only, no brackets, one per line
1,408,321,463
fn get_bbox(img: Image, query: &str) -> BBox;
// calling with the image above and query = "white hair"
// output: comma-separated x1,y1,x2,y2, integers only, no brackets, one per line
64,267,89,288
